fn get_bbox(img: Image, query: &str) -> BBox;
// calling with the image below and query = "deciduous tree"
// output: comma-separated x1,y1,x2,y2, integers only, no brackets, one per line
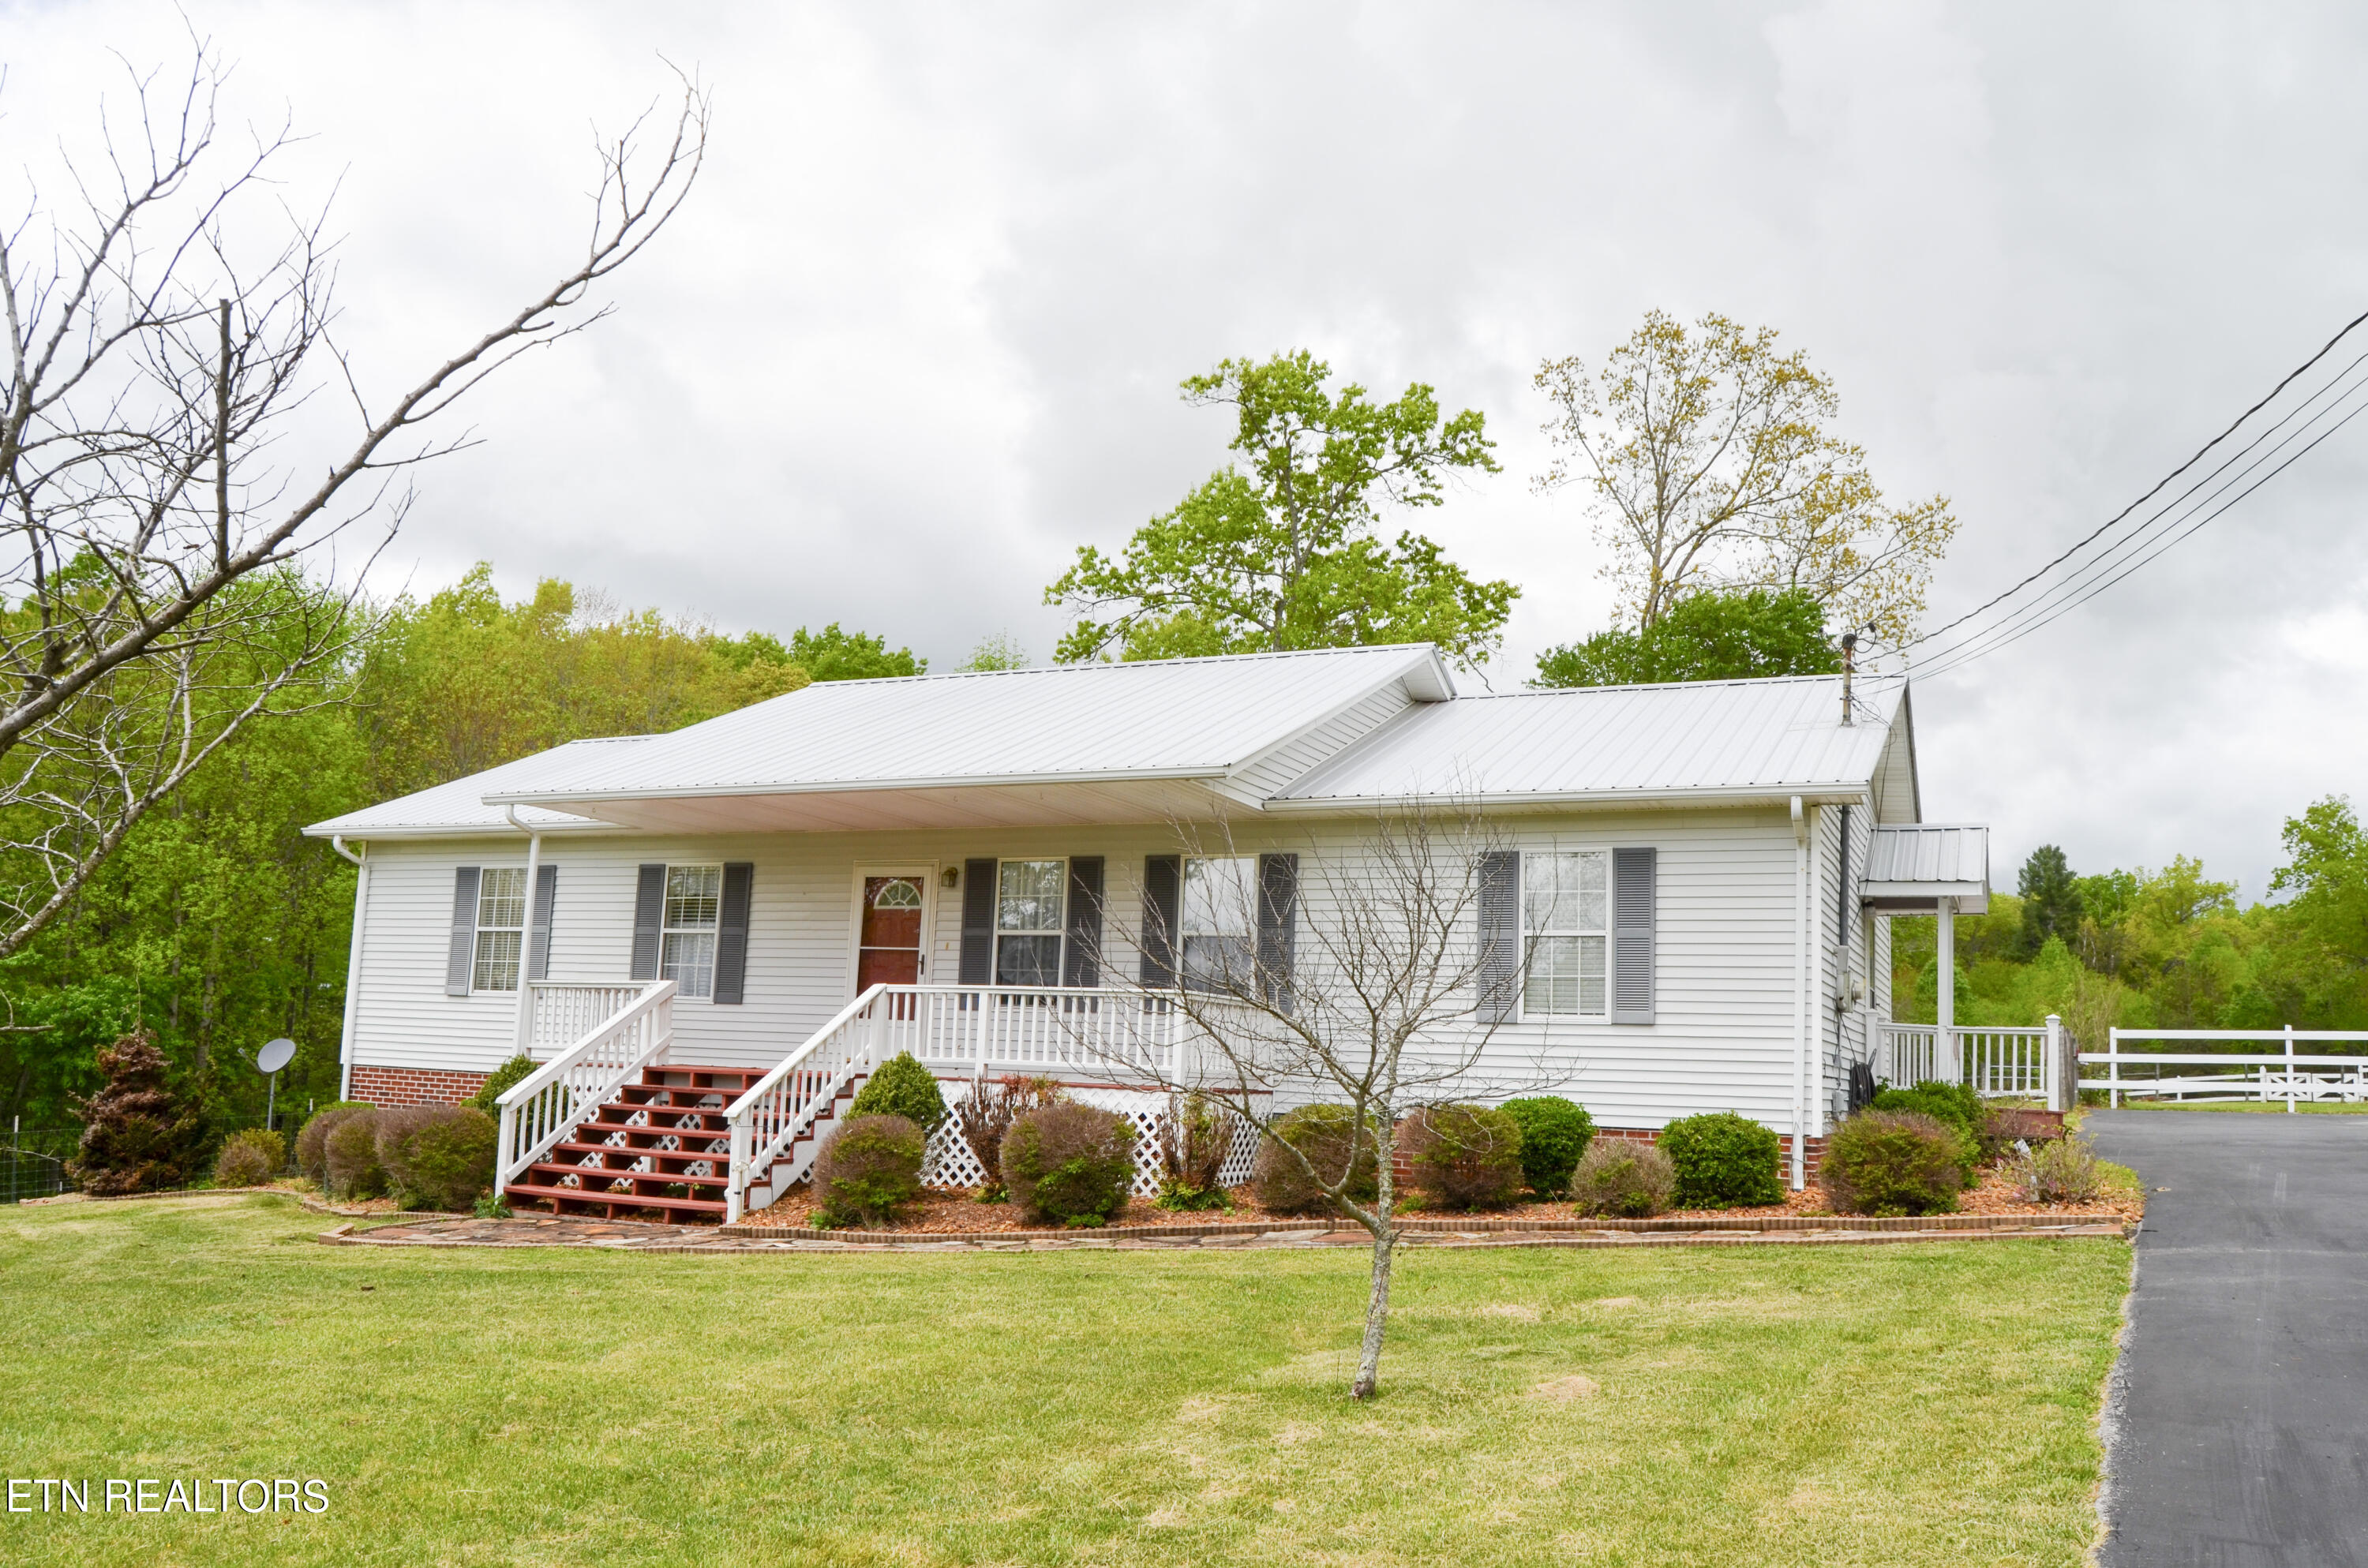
1532,588,1839,687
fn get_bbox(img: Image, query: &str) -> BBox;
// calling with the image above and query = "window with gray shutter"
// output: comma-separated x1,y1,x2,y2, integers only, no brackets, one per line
1476,850,1519,1023
1139,855,1181,987
1612,846,1657,1024
713,862,754,1005
958,859,996,985
446,866,481,997
1062,857,1104,987
628,864,665,982
526,865,558,982
1257,853,1298,1009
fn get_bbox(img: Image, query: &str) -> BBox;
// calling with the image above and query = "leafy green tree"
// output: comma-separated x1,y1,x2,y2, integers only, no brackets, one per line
1532,588,1839,687
2015,846,2083,959
1047,351,1516,668
786,623,925,681
959,632,1029,672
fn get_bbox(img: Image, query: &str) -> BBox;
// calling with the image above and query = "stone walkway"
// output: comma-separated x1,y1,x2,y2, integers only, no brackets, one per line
320,1213,2127,1254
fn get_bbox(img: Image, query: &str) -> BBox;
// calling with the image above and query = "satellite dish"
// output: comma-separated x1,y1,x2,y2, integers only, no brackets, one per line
256,1038,297,1075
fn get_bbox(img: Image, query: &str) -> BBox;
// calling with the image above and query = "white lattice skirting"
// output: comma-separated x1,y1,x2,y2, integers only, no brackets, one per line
917,1085,1264,1198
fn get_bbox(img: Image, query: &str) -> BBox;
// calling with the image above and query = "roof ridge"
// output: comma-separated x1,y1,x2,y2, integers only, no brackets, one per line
796,643,1441,690
1458,671,1903,700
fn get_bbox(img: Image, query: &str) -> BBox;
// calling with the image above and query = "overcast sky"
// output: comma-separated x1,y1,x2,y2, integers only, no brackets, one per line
9,0,2366,901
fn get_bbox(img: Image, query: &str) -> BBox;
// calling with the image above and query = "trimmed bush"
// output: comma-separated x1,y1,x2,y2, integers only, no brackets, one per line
1659,1111,1783,1208
813,1113,926,1227
1156,1092,1237,1210
1872,1081,1984,1147
66,1029,208,1196
466,1056,539,1116
1498,1097,1595,1196
1001,1103,1137,1226
2006,1131,2104,1205
323,1110,387,1199
950,1075,1062,1199
297,1102,373,1183
1819,1110,1965,1216
1252,1104,1380,1214
214,1136,275,1188
376,1106,498,1212
1569,1138,1676,1218
848,1052,948,1128
1402,1104,1525,1211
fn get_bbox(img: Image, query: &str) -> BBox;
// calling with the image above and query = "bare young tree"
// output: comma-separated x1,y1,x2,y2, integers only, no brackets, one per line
0,39,706,961
1091,804,1554,1401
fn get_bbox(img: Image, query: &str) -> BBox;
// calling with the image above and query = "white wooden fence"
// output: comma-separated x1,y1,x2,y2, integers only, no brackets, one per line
493,981,676,1189
1875,1018,2073,1109
2084,1027,2368,1111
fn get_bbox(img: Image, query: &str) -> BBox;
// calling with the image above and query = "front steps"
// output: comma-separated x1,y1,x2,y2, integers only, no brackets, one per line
502,1063,866,1223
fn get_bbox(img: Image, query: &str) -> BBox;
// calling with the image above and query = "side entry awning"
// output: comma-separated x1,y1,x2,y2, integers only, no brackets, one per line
1862,823,1991,914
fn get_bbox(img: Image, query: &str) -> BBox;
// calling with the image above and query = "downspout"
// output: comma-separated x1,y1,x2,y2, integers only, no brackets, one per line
504,806,543,1058
1790,797,1808,1189
330,836,368,1102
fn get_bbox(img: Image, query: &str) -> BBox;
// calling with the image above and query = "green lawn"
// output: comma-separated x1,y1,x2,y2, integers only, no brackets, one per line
1,1195,2129,1567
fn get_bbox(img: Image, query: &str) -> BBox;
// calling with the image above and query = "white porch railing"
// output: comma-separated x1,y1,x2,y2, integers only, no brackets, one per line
525,980,647,1050
1875,1019,2070,1108
494,981,676,1189
2085,1027,2368,1111
721,982,1192,1223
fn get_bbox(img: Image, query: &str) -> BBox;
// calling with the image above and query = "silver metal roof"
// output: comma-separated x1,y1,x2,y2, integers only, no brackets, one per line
1862,822,1991,912
1270,674,1905,809
309,738,649,838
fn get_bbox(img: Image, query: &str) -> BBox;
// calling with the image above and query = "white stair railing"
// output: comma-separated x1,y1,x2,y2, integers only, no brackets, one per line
526,982,650,1050
495,980,676,1189
722,985,890,1224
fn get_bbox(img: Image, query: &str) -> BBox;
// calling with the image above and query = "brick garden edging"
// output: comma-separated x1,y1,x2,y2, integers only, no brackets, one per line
718,1210,2134,1245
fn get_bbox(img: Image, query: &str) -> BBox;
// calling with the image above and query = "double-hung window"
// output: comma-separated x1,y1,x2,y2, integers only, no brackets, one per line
1523,851,1609,1018
1180,856,1257,993
661,864,723,1000
995,859,1065,986
472,868,529,993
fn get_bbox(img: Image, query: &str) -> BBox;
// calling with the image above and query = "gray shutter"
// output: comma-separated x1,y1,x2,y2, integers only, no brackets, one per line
1062,857,1104,987
1138,855,1181,987
714,862,754,1005
1477,850,1519,1023
526,865,558,982
446,866,481,997
629,864,665,982
958,859,997,985
1257,853,1298,1009
1612,846,1657,1024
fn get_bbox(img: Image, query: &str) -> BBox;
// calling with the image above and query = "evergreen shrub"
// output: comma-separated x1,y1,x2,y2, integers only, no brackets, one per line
1001,1104,1137,1226
1252,1104,1380,1214
1568,1138,1676,1218
1658,1111,1783,1208
848,1052,948,1128
376,1106,498,1211
1819,1110,1965,1216
212,1128,287,1188
1497,1097,1595,1196
1402,1104,1525,1211
324,1110,387,1199
1872,1081,1984,1147
813,1113,926,1227
949,1075,1062,1199
67,1029,208,1196
466,1056,540,1115
297,1103,373,1182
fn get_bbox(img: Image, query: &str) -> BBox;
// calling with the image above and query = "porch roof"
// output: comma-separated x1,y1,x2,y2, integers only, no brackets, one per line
1861,823,1991,913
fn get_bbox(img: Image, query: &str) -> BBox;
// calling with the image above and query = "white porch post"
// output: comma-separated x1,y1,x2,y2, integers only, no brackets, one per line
1935,896,1957,1085
2044,1014,2065,1112
1789,796,1809,1189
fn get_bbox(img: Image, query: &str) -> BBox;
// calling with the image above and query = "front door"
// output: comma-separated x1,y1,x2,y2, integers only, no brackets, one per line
856,874,927,993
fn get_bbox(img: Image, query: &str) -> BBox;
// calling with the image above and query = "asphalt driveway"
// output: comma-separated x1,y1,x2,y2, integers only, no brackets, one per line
2086,1109,2368,1567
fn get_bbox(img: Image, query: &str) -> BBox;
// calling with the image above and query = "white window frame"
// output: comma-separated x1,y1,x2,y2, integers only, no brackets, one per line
472,866,530,994
994,858,1066,988
1181,855,1259,994
661,863,725,1001
1522,849,1610,1020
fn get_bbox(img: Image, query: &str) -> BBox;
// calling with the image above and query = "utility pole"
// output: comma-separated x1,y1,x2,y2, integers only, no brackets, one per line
1838,631,1857,726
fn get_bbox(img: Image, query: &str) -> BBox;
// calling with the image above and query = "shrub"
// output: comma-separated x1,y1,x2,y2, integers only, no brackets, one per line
1819,1110,1966,1216
376,1106,498,1212
1658,1111,1783,1208
466,1056,540,1115
949,1075,1062,1199
1402,1104,1526,1211
848,1052,948,1128
1872,1081,1983,1147
1498,1097,1595,1196
813,1113,926,1227
1157,1092,1237,1210
1981,1106,2065,1151
297,1103,373,1183
323,1110,387,1199
212,1128,287,1188
1252,1104,1380,1214
473,1192,513,1220
66,1029,208,1196
2006,1132,2105,1205
1569,1138,1676,1218
1001,1104,1137,1226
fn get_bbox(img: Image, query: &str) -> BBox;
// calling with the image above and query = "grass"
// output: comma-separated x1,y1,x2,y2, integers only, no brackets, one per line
0,1195,2130,1567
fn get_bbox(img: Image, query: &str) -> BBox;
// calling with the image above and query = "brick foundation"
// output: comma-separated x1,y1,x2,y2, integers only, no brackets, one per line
349,1065,492,1107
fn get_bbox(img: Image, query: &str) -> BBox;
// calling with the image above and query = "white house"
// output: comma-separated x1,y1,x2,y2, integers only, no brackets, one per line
305,643,1996,1221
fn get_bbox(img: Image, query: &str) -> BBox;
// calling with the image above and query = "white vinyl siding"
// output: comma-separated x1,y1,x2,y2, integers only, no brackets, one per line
1523,850,1608,1017
1180,855,1257,992
471,868,528,993
662,864,723,999
995,859,1064,986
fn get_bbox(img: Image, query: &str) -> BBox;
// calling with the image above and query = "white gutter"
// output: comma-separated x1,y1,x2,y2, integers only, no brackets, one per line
330,836,369,1102
1789,798,1808,1189
504,806,543,1060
